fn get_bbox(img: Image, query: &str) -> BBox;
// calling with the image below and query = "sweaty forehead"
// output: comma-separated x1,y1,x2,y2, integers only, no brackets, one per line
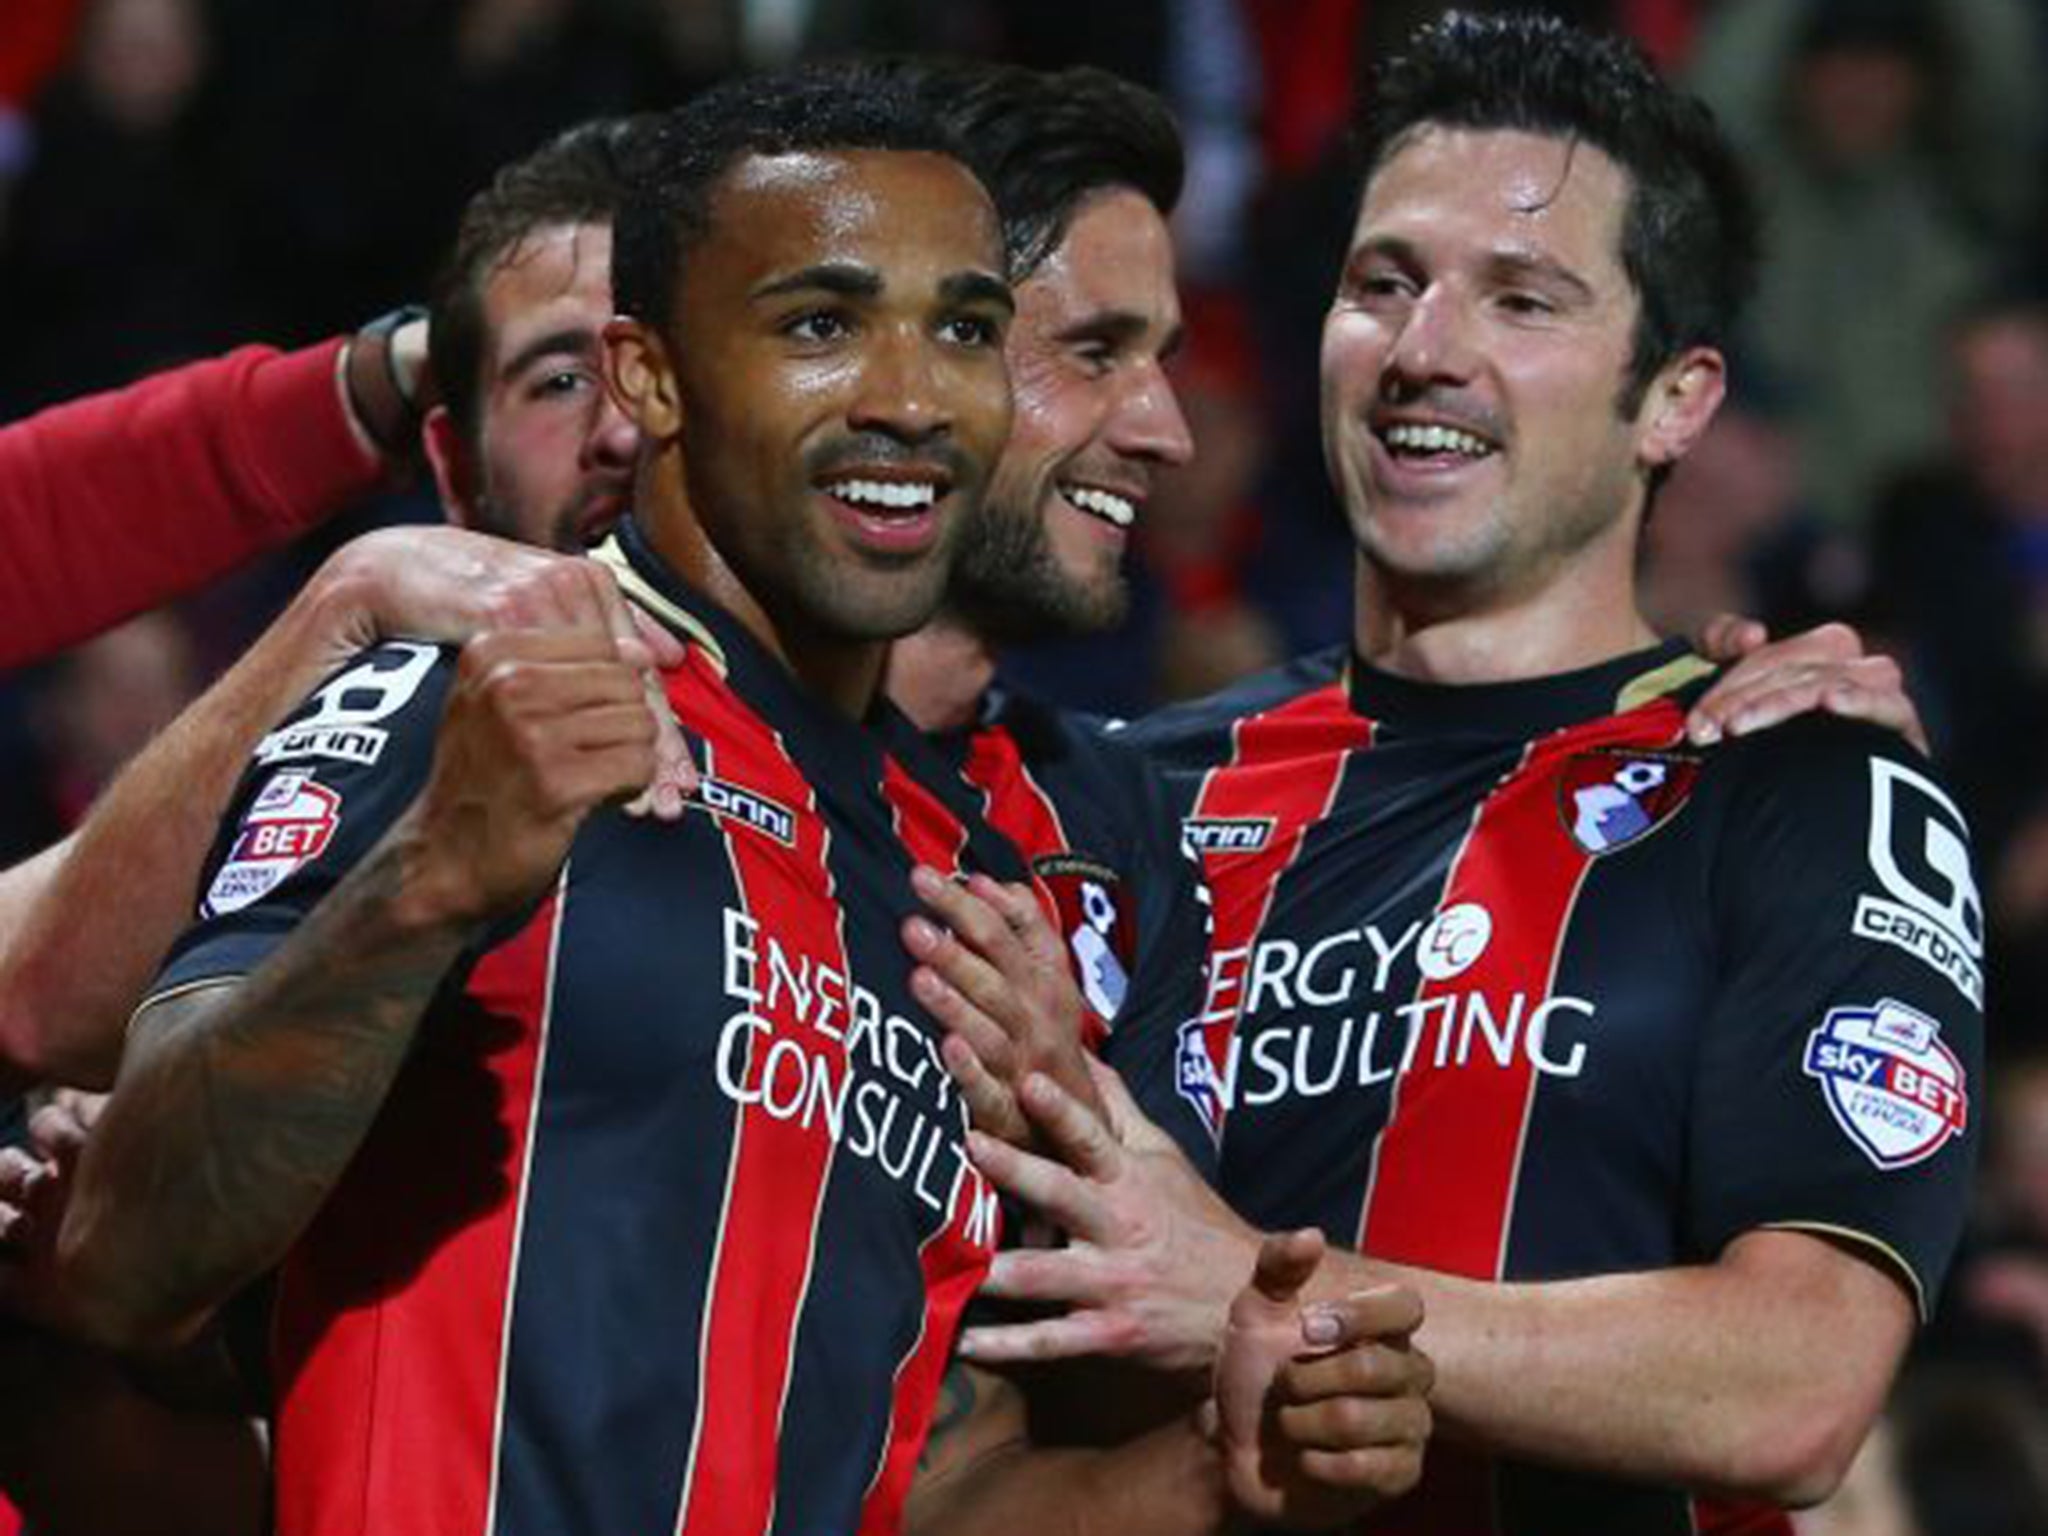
701,148,1001,279
1356,126,1631,276
483,222,612,360
1023,188,1179,331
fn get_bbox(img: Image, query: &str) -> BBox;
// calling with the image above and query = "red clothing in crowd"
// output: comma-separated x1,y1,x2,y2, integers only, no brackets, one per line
0,340,382,670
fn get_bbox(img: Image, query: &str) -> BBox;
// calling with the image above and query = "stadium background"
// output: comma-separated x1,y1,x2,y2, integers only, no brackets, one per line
1,1,2045,1526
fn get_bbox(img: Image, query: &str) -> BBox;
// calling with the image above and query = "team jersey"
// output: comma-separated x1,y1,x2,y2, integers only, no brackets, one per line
1119,639,1983,1536
935,685,1216,1168
147,519,1122,1536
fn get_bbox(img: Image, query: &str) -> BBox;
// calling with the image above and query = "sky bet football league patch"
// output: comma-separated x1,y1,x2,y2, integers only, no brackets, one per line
1804,998,1968,1170
204,769,342,917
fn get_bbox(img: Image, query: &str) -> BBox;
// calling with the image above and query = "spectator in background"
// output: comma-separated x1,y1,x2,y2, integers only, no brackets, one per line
30,613,202,830
1690,0,2045,531
1924,1052,2048,1393
1860,294,2048,1041
0,0,248,416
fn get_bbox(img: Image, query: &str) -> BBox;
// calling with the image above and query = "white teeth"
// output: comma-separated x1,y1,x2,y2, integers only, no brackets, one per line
827,478,937,510
1382,423,1493,457
1064,485,1137,529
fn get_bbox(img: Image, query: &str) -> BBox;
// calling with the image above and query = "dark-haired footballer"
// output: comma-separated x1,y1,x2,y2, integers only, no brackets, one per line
938,14,1982,1536
59,66,1032,1536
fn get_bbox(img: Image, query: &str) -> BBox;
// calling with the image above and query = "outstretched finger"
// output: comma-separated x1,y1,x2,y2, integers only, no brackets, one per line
1017,1072,1123,1181
965,1126,1116,1244
914,963,1020,1087
957,1310,1125,1365
980,1244,1106,1304
910,866,1027,976
940,1033,1026,1144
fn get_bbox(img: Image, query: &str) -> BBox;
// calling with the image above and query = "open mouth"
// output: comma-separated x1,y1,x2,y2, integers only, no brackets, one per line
816,469,952,553
1058,482,1138,530
820,476,942,512
1374,419,1501,464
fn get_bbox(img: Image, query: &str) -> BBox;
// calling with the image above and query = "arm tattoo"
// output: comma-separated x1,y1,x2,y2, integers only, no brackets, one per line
920,1360,982,1471
61,831,479,1343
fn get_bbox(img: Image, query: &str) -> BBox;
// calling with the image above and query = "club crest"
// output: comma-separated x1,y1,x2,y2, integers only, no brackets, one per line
1557,749,1701,855
1033,854,1134,1039
1803,998,1968,1170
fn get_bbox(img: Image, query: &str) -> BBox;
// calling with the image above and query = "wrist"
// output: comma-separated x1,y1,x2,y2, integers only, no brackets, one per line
378,811,494,938
342,304,431,464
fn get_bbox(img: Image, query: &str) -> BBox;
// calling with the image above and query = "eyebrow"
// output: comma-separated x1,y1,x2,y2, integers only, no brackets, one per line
750,261,1015,317
939,270,1015,317
1352,236,1597,303
1055,309,1185,359
500,326,599,381
1485,249,1596,304
750,261,883,302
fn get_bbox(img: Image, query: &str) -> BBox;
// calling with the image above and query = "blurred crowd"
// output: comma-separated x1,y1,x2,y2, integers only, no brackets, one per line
2,1,2046,1530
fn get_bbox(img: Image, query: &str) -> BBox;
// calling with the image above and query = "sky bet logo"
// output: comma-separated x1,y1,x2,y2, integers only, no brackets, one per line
1804,998,1967,1170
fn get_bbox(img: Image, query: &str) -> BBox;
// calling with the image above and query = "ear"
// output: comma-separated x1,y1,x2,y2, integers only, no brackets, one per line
1636,346,1726,472
605,317,683,441
423,405,482,528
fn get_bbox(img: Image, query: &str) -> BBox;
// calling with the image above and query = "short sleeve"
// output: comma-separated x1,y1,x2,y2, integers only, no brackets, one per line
1686,718,1983,1315
149,641,455,1002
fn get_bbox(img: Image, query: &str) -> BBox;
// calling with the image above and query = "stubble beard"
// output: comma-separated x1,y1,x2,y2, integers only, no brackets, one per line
945,486,1128,645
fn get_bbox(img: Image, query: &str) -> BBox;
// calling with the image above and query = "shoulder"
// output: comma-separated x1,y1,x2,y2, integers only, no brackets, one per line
251,640,459,772
1706,714,1959,818
1112,646,1349,766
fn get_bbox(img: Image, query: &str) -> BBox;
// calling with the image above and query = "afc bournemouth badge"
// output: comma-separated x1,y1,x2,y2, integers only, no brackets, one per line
1557,749,1701,855
1803,998,1968,1170
204,769,342,917
1032,854,1135,1038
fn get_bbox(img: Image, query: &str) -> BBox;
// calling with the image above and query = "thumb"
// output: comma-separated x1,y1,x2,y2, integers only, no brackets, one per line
1233,1228,1326,1325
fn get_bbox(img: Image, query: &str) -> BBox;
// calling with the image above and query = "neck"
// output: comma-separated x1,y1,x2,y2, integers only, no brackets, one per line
638,457,889,719
887,613,998,733
1353,529,1658,684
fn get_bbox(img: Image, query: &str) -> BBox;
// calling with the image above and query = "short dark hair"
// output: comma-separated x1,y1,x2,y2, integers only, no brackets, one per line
1355,10,1758,409
916,63,1184,280
429,116,649,448
612,63,973,339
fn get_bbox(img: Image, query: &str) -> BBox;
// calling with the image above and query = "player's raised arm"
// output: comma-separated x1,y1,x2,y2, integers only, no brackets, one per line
32,582,659,1352
0,531,684,1092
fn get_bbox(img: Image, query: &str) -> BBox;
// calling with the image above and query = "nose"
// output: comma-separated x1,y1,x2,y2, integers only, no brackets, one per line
1384,284,1475,389
583,385,640,469
1109,363,1195,468
849,327,952,443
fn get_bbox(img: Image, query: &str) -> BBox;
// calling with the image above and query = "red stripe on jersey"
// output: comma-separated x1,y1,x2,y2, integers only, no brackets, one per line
272,886,564,1536
884,753,973,874
957,723,1114,1044
674,691,845,1536
1188,683,1373,1114
1693,1495,1795,1534
1356,701,1688,1536
855,759,1000,1532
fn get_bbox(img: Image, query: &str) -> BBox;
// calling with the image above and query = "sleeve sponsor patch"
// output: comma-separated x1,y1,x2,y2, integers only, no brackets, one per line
253,641,440,768
1803,998,1968,1170
203,769,343,917
1851,758,1983,1006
